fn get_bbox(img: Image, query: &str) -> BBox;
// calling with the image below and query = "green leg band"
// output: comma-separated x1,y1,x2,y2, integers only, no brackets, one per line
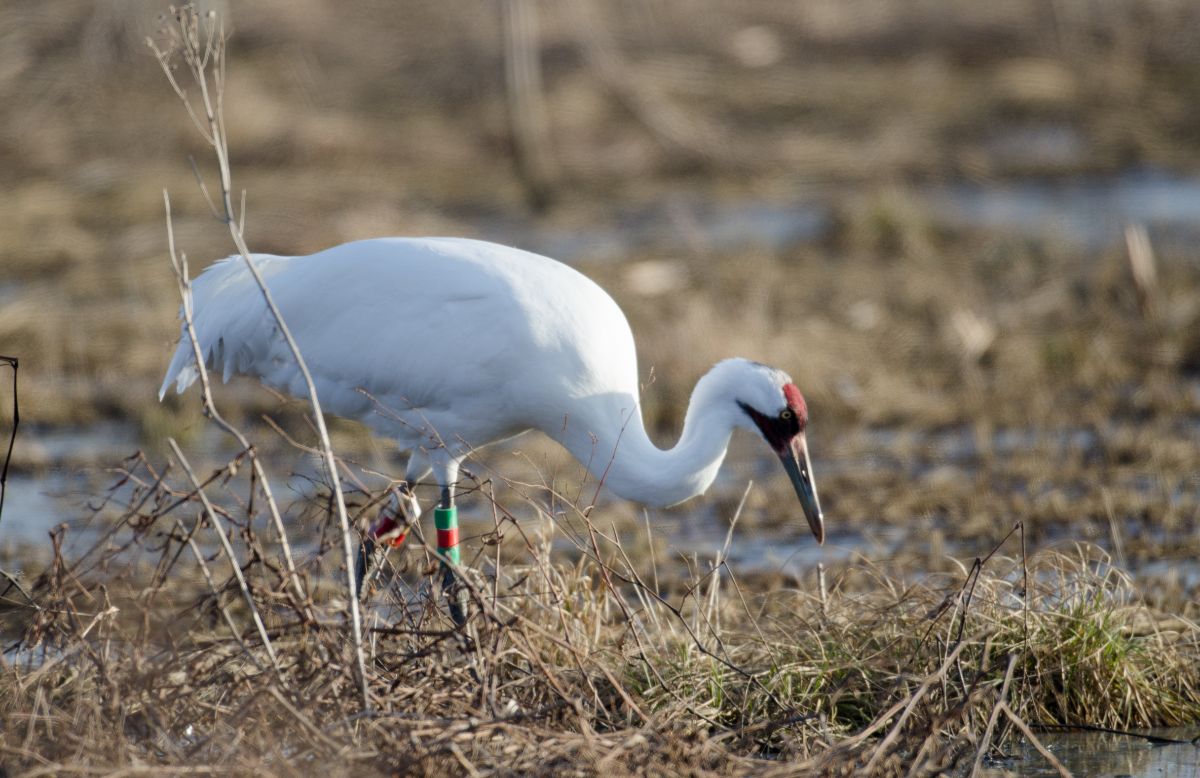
434,506,461,565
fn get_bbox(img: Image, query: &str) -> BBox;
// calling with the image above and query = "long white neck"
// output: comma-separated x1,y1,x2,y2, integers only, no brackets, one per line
553,365,747,508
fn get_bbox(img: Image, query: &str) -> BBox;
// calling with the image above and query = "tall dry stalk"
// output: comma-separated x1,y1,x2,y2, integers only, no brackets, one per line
147,7,369,708
0,355,17,528
501,0,556,207
160,191,313,624
0,355,28,606
167,437,282,676
1124,223,1157,320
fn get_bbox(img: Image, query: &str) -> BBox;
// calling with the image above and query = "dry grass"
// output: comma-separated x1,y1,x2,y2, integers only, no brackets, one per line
2,448,1198,776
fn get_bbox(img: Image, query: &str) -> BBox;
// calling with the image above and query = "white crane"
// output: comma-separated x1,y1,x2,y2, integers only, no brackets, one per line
160,237,824,620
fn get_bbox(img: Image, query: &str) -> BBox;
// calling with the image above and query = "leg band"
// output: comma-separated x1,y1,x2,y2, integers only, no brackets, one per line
434,506,461,565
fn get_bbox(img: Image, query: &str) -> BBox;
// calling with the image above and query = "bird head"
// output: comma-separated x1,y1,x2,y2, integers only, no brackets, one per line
725,360,824,544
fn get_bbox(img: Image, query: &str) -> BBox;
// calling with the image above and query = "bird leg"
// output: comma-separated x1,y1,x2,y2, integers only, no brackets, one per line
355,483,421,598
436,484,468,626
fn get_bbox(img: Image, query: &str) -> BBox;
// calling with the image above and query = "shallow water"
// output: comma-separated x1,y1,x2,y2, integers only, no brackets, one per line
927,169,1200,252
983,729,1200,777
484,196,831,263
1,441,126,555
479,168,1200,263
3,417,1193,583
2,474,78,546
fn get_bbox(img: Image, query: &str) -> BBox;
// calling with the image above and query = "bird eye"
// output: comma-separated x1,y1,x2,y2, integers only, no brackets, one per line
780,409,793,421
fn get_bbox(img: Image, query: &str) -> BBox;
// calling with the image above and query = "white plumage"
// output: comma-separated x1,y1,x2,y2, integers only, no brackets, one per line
161,237,823,538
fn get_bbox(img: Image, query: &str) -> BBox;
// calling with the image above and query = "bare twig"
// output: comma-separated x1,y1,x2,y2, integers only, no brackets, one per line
860,629,992,772
1002,702,1073,778
0,355,17,527
970,653,1018,777
500,0,555,207
149,7,368,708
168,438,282,677
170,519,262,670
0,355,32,607
266,686,351,753
162,190,313,624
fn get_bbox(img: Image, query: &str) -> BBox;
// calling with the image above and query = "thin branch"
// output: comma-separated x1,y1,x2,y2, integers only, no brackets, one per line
0,355,18,528
1001,703,1073,778
970,653,1018,777
151,8,369,708
173,518,262,673
163,190,313,624
168,438,282,677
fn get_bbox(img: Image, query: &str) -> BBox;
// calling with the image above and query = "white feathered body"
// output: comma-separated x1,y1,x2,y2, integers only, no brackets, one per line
161,237,754,505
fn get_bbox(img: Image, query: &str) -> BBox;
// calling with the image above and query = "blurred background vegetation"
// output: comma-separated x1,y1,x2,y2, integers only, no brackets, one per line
5,7,1200,772
1,0,1199,556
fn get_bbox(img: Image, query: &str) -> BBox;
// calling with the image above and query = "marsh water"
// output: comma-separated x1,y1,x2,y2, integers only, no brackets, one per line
982,729,1200,777
482,167,1200,263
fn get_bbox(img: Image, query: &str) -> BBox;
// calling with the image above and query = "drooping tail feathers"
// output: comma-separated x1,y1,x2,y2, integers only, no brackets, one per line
158,253,288,400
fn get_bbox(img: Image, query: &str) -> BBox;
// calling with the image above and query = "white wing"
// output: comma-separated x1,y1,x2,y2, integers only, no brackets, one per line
159,237,640,451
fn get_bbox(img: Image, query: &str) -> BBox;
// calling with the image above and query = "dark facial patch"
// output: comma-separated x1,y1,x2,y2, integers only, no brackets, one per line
738,399,802,453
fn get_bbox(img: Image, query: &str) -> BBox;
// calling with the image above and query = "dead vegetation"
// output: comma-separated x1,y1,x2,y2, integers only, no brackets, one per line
2,448,1198,776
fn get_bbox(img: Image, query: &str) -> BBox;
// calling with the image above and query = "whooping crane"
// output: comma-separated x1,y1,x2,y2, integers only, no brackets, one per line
160,237,825,621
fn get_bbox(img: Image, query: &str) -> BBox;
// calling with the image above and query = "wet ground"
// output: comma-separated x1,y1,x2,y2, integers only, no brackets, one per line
982,729,1200,777
4,410,1197,587
7,5,1200,773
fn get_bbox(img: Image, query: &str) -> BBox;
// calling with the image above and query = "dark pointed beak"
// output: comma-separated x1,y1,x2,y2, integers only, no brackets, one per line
779,433,824,544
